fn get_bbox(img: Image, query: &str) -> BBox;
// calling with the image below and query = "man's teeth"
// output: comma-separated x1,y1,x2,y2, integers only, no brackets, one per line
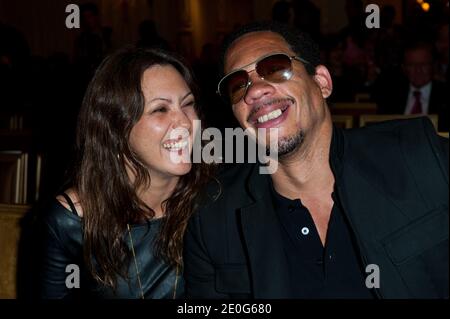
257,109,283,124
163,140,188,150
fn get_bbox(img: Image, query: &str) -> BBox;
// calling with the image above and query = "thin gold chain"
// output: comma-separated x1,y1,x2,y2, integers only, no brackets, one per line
172,264,179,299
127,224,145,299
127,223,179,299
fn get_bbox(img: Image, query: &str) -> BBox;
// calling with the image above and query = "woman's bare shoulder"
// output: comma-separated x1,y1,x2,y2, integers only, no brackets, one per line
56,188,84,217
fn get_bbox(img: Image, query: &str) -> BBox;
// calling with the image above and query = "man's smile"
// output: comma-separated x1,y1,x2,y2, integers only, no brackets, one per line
248,98,294,128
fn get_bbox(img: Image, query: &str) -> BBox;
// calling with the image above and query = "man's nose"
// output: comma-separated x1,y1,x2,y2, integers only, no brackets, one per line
243,75,276,105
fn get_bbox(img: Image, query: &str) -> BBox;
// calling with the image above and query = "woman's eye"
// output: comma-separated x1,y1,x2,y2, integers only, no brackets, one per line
152,106,167,113
183,101,195,108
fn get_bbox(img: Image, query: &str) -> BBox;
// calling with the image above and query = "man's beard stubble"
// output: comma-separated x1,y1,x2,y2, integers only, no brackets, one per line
266,129,306,159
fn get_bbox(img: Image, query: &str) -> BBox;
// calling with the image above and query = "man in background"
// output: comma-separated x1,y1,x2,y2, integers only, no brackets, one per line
375,42,448,131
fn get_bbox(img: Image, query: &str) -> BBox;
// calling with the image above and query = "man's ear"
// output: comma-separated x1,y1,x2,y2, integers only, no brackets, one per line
313,65,333,99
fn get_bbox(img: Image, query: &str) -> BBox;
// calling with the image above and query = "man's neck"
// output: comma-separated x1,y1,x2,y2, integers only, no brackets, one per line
271,121,335,200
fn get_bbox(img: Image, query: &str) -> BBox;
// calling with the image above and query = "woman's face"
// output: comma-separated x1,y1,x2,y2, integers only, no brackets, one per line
129,64,198,181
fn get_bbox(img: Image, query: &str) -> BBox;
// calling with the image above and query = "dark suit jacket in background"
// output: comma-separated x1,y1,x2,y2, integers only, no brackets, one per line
375,79,449,131
184,117,449,299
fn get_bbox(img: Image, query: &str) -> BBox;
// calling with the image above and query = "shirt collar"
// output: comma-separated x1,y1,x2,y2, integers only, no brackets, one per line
410,82,432,100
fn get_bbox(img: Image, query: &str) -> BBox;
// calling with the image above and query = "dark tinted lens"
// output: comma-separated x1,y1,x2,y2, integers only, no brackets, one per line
221,70,249,103
256,54,292,82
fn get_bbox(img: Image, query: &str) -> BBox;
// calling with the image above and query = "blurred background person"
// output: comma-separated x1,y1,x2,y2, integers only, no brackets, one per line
272,0,294,26
374,42,448,131
136,19,170,51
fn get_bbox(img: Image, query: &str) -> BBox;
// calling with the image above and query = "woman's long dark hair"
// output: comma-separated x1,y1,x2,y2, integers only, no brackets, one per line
73,47,212,289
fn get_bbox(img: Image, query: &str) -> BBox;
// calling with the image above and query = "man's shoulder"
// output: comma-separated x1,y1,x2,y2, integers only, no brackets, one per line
344,116,437,147
342,116,448,176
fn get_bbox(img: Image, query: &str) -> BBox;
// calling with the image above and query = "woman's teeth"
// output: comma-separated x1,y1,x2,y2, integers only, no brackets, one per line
257,108,283,124
163,140,188,151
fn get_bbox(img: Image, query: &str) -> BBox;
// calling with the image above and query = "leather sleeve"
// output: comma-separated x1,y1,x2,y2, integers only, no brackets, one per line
37,202,83,299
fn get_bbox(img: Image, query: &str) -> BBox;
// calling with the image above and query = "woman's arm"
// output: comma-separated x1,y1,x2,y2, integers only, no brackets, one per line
38,202,83,299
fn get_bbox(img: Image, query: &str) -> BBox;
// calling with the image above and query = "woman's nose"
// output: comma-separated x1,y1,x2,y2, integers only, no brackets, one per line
171,110,191,135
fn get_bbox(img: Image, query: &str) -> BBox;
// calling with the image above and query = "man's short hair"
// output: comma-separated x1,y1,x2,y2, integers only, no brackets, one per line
219,21,320,77
80,2,99,16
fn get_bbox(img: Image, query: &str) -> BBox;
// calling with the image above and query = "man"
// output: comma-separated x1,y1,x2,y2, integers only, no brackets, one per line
375,42,449,131
183,22,448,298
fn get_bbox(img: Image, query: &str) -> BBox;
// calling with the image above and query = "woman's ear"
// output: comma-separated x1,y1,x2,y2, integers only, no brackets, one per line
313,65,333,99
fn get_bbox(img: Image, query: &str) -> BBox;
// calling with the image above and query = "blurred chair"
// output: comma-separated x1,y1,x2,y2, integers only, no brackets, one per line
0,129,33,150
0,151,28,204
359,114,439,130
332,115,354,129
0,203,31,298
354,93,371,103
0,151,42,204
330,103,377,116
0,111,30,131
330,103,377,127
438,132,449,138
35,154,42,202
9,113,24,130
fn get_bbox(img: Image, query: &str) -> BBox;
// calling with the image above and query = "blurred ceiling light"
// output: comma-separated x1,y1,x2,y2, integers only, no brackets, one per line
416,0,423,4
421,2,430,11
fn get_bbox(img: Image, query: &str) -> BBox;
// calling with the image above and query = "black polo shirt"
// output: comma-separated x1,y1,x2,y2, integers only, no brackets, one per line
270,129,375,299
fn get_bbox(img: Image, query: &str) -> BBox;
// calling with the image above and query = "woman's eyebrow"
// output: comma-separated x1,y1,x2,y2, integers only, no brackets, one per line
180,91,193,102
149,97,172,104
147,92,192,105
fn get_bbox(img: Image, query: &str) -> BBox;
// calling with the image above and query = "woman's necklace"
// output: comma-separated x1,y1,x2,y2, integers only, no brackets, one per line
127,224,179,299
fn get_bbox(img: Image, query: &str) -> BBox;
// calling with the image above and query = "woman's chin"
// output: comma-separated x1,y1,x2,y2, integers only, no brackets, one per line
164,162,192,177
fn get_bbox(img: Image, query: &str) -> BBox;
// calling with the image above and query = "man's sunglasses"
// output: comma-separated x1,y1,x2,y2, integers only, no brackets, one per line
217,53,309,104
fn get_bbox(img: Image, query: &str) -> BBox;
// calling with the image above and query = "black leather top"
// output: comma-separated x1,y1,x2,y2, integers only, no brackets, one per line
39,200,184,299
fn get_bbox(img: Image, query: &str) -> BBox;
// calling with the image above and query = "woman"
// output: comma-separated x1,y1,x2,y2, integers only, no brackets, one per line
39,47,212,298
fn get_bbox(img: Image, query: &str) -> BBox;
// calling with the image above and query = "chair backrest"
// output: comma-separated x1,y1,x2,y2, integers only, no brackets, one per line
0,151,42,204
330,103,377,115
331,115,354,129
0,204,31,299
0,130,33,151
0,111,31,131
354,93,371,103
359,114,439,130
0,151,28,204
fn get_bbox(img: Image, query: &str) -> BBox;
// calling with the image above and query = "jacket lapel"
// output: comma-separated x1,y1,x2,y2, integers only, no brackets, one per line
239,165,291,298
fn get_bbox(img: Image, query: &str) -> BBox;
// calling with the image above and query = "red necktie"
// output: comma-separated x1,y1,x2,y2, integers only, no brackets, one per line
411,90,423,114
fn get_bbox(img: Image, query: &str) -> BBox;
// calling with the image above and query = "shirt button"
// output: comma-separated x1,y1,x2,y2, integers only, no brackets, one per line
301,227,310,235
288,205,295,212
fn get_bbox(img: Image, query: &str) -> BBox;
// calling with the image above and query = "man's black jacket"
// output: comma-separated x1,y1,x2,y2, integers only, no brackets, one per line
184,117,449,299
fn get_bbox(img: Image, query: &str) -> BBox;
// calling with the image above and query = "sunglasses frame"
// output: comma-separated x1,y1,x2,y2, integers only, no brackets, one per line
217,52,310,103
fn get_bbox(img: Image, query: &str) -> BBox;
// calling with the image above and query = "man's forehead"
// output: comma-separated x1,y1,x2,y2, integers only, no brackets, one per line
224,31,293,72
405,48,433,62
